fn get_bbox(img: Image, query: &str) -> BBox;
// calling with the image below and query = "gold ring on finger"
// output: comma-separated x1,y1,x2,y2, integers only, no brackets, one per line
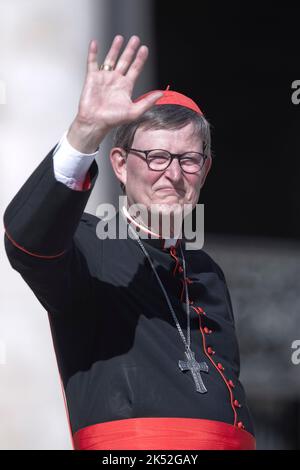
99,63,114,71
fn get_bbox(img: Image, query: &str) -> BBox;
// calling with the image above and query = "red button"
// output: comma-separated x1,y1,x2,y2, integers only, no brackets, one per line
228,380,235,388
178,266,183,273
207,347,215,355
203,327,212,334
237,422,245,429
217,363,224,371
234,399,241,408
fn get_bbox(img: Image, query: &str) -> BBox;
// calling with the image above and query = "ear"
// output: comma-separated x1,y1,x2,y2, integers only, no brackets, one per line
109,147,127,188
199,156,212,189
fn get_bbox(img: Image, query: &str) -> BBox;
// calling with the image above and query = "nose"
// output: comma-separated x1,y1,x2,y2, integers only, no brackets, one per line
164,156,183,182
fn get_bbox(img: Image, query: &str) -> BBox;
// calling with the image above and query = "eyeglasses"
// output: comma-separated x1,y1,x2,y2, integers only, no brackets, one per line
124,148,208,174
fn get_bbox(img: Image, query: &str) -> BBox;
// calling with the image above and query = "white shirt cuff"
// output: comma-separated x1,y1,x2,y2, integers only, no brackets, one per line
53,131,99,190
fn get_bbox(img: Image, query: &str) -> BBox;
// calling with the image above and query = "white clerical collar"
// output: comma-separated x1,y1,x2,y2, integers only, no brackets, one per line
121,205,182,250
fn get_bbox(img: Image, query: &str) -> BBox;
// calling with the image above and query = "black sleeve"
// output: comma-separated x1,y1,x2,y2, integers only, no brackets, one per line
3,144,100,316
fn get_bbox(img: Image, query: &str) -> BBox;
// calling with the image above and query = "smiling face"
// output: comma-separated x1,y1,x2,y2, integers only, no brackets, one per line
125,122,210,204
110,121,212,234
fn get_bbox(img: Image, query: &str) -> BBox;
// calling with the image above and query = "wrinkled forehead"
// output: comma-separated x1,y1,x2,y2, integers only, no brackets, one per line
132,123,203,152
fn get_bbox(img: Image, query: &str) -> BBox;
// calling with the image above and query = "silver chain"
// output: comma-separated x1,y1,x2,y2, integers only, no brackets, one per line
127,223,192,353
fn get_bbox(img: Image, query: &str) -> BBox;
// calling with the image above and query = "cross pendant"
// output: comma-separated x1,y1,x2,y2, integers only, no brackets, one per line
178,349,209,393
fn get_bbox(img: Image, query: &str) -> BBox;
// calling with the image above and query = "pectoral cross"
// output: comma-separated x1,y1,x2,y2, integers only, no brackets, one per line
178,349,209,393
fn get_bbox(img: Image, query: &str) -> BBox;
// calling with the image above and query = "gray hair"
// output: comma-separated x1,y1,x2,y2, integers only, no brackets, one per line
111,104,213,193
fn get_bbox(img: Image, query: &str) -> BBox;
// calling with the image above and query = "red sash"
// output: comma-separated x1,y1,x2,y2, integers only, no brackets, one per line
73,417,256,450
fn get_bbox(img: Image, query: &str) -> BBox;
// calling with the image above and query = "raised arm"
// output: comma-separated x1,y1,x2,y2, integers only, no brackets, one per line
3,35,162,317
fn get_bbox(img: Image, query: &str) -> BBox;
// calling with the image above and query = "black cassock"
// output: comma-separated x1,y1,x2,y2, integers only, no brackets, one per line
3,145,256,449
